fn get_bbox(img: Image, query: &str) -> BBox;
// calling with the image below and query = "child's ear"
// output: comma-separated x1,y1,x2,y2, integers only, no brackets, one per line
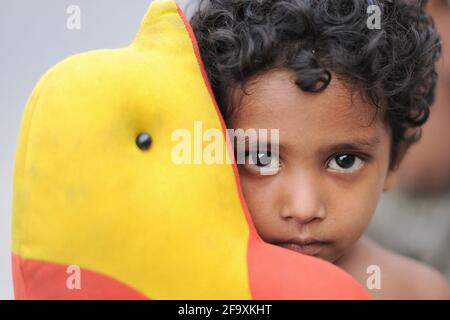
383,169,398,192
383,140,411,192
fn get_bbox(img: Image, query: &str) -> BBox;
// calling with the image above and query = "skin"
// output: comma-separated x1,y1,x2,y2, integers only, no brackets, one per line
227,69,450,299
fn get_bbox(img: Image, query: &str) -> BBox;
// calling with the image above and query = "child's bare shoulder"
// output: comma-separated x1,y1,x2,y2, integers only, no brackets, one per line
340,237,450,299
371,241,449,299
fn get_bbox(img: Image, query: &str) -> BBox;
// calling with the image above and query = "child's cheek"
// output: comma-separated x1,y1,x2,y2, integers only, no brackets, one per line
325,183,377,248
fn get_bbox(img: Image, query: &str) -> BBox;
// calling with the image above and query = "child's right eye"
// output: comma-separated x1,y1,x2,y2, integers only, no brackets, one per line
244,150,281,176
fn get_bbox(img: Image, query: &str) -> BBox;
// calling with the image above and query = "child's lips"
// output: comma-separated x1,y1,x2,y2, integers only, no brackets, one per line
275,238,330,256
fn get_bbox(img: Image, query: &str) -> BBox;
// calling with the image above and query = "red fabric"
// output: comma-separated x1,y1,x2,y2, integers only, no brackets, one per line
247,234,369,299
12,254,148,300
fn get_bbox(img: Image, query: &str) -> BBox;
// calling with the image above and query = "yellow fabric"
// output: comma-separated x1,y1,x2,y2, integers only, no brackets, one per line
12,0,251,299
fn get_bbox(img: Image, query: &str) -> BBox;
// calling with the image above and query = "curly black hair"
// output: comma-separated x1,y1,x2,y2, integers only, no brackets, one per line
189,0,442,168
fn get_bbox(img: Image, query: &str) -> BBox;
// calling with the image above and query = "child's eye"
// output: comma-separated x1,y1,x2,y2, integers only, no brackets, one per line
327,154,364,173
244,150,280,175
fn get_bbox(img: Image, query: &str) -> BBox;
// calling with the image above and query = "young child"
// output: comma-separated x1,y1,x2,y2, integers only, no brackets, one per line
191,0,450,299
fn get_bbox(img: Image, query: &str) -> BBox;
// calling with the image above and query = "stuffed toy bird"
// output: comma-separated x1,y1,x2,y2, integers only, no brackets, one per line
11,0,369,299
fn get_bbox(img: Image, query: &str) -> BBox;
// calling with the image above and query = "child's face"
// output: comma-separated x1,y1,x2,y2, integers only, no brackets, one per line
228,69,397,263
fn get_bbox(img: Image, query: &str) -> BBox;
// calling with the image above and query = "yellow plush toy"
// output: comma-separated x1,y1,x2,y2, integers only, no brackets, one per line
11,0,368,299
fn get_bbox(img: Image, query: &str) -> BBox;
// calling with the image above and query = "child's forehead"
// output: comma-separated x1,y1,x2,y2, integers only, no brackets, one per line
228,69,384,132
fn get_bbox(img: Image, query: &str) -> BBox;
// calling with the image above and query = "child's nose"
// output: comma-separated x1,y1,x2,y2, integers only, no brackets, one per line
278,173,327,225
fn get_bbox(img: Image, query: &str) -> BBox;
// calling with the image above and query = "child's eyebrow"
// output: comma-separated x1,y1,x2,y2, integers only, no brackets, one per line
321,136,381,154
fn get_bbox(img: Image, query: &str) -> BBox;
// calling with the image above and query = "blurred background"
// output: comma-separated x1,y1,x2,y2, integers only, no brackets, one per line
0,0,448,300
367,0,450,283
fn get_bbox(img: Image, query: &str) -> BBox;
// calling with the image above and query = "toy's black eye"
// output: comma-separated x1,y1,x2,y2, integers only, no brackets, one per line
136,132,152,151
